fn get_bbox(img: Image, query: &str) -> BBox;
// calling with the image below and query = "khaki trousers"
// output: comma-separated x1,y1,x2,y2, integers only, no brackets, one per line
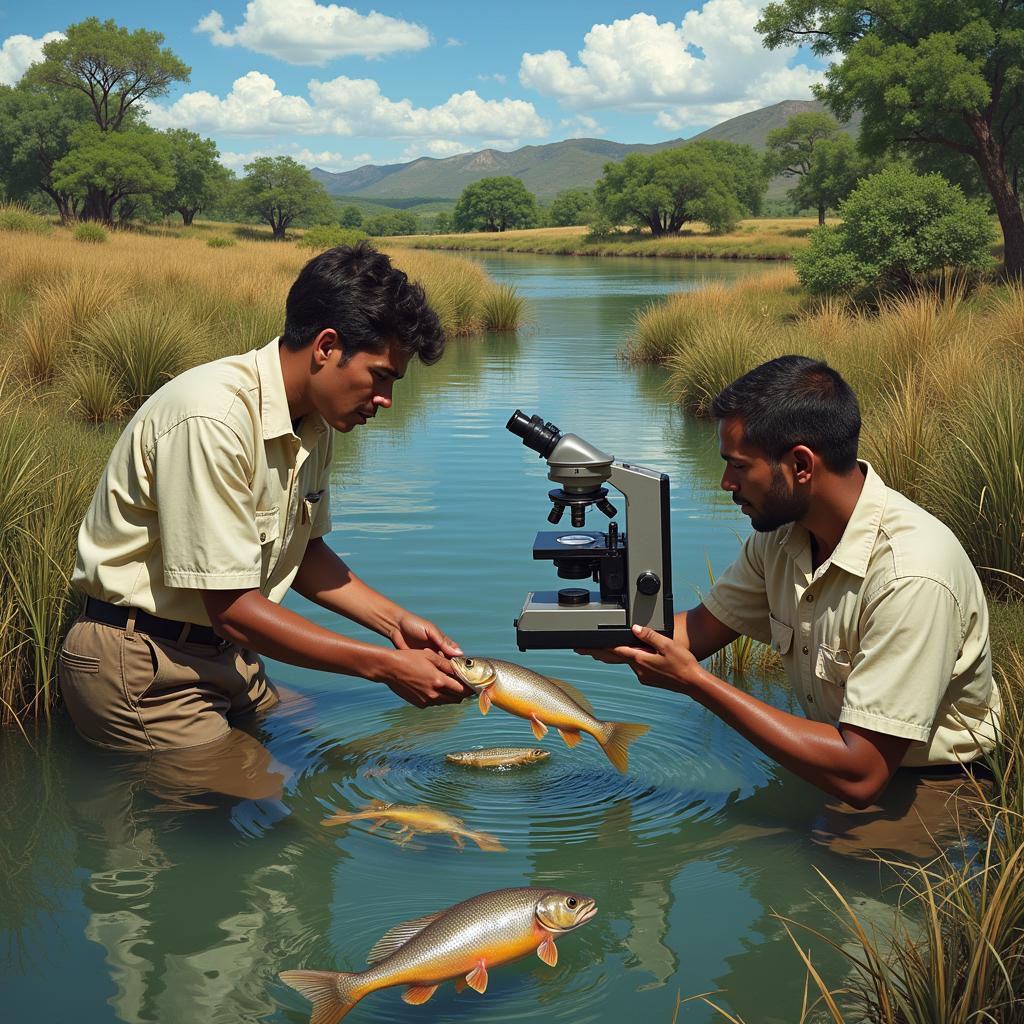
59,614,279,752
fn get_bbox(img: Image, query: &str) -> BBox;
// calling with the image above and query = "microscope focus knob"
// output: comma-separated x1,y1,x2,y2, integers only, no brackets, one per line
636,571,661,596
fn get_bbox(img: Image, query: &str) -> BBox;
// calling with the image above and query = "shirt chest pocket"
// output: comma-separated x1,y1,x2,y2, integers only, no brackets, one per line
815,644,853,688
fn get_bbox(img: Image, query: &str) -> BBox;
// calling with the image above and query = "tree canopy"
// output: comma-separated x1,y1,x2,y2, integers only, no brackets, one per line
24,17,189,132
594,141,768,236
758,0,1024,275
162,129,228,226
453,177,537,232
240,156,333,240
546,188,596,227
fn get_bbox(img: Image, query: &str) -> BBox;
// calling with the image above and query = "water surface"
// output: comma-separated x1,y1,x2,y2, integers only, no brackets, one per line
2,254,933,1024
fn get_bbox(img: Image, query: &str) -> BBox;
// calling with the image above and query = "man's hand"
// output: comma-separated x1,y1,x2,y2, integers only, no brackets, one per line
388,612,463,659
381,648,470,708
591,623,703,693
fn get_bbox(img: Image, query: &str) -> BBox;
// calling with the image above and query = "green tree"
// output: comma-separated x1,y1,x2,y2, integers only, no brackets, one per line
161,129,227,226
794,165,995,294
758,0,1024,276
240,156,333,240
434,211,452,233
594,142,767,236
452,177,537,232
767,112,847,224
52,126,174,226
338,204,363,228
546,188,595,227
0,82,91,222
24,17,189,132
791,133,866,224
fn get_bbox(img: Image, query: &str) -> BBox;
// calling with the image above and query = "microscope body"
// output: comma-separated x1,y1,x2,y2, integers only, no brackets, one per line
508,412,674,651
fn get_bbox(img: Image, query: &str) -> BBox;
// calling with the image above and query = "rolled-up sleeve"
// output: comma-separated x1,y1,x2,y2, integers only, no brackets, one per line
152,416,262,589
703,533,772,644
838,576,963,742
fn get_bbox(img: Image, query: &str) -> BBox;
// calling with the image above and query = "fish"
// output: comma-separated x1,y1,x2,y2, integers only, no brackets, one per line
322,800,505,852
446,747,550,769
280,886,597,1022
451,656,649,774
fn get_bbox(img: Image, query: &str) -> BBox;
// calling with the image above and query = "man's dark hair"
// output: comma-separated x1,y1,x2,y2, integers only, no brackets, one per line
711,355,861,472
281,241,445,364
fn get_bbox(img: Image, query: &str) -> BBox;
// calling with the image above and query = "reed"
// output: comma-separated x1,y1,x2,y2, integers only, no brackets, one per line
0,202,51,235
480,283,530,332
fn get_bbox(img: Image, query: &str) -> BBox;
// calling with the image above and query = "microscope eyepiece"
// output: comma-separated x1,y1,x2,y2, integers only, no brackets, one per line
506,410,562,458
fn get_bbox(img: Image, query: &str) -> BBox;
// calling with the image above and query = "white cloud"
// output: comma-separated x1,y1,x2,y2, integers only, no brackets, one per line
196,0,429,64
401,139,473,160
219,145,373,173
519,0,823,129
0,31,63,86
560,114,605,138
445,38,463,47
148,71,549,142
477,72,508,84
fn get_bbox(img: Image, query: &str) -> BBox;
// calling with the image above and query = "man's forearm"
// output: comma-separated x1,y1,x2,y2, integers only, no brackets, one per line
210,587,396,681
680,665,902,807
292,537,404,637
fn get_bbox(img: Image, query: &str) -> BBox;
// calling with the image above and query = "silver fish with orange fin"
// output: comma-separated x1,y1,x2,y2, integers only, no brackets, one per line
451,656,649,773
322,800,505,852
279,886,596,1022
446,747,550,769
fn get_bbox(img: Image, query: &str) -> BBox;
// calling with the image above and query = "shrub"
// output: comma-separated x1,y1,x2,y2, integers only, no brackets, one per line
296,225,369,251
73,223,108,244
0,203,51,235
206,235,236,248
795,166,996,295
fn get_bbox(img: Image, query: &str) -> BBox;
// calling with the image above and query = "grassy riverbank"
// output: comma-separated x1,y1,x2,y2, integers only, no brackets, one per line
0,220,526,727
394,218,825,260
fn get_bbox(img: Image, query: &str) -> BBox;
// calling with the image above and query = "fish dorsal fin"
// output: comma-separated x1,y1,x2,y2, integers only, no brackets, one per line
366,911,445,965
549,677,595,715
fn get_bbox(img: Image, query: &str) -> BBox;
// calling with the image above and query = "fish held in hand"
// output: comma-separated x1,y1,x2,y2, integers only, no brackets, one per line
280,887,597,1022
451,656,649,774
322,800,504,852
446,747,550,769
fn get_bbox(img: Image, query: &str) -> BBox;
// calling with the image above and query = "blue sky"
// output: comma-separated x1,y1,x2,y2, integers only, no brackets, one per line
0,2,825,172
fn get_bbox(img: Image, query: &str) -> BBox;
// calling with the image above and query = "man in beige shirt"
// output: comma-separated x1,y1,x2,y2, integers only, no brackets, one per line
61,242,469,753
584,355,1000,808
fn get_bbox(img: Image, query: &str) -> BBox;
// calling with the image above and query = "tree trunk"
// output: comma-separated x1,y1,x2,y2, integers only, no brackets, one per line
818,204,826,226
966,114,1024,278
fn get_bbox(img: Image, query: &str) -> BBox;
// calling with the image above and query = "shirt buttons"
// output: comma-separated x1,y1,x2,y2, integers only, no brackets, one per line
805,593,814,603
806,694,815,703
802,645,809,655
260,532,267,542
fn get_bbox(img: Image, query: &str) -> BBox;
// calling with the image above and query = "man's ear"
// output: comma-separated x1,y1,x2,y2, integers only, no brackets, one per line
310,329,340,368
791,444,815,485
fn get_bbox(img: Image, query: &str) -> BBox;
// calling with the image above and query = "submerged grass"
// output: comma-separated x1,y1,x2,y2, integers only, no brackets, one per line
0,226,526,727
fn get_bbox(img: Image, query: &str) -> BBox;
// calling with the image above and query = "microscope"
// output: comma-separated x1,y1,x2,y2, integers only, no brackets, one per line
506,410,674,651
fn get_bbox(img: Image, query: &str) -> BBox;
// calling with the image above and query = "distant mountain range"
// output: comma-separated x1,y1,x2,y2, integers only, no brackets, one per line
311,100,861,204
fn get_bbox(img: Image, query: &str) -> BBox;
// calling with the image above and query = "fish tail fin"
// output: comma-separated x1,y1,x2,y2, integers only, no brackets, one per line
466,829,507,852
599,721,650,773
320,811,360,827
279,969,362,1024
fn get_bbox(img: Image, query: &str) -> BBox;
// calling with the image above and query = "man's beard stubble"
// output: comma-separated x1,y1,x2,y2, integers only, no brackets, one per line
748,465,810,533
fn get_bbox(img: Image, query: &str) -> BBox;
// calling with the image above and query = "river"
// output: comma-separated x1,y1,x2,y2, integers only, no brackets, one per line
1,254,923,1024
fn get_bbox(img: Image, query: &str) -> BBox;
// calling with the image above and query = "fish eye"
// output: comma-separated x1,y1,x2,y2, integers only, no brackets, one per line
465,658,474,668
566,897,578,908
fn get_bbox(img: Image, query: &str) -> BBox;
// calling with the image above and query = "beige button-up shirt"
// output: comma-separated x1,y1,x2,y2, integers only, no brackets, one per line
74,338,334,627
704,462,1000,767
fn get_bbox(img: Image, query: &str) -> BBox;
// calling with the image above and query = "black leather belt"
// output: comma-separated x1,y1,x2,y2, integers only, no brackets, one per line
85,597,223,646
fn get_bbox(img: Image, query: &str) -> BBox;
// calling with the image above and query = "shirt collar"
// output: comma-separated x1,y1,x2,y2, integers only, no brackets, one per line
255,337,299,441
776,460,887,579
